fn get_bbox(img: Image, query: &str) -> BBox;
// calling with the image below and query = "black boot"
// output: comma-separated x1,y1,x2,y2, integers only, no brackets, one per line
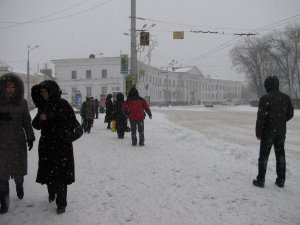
16,184,24,199
49,193,56,202
253,179,264,188
57,206,66,214
0,194,9,214
275,179,284,188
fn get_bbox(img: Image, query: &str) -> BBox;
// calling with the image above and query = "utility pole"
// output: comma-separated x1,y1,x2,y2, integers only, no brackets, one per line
130,0,137,86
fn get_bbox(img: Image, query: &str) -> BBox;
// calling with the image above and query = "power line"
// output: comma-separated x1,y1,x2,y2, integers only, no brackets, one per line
181,13,300,66
0,0,113,30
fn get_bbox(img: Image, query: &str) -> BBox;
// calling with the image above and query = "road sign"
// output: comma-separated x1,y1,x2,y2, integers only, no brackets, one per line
173,31,184,39
120,54,128,74
140,32,150,46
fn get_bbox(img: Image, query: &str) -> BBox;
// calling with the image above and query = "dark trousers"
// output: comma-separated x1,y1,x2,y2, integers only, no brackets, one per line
257,135,286,183
0,177,23,209
116,119,126,138
47,182,67,208
83,119,93,133
129,120,144,145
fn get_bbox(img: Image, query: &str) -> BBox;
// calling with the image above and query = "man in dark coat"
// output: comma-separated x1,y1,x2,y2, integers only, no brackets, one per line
105,93,114,129
0,73,35,214
253,76,294,188
31,80,77,214
122,87,152,146
80,96,95,133
94,98,99,119
113,92,127,139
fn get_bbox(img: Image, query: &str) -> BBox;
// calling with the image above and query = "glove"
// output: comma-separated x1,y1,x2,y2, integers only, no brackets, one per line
0,112,12,121
27,141,33,151
149,115,152,119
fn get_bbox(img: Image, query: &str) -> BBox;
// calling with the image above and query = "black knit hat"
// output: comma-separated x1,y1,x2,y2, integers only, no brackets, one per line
264,76,279,93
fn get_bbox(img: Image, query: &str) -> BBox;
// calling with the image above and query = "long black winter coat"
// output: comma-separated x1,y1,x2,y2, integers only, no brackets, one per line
256,77,294,139
32,80,75,185
0,73,35,180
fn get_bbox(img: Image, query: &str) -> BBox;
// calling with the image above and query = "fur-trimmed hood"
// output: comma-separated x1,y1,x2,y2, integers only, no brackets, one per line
0,73,24,105
31,80,62,109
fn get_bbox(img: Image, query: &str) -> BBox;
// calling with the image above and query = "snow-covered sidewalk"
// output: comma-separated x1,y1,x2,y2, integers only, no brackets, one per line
1,106,300,225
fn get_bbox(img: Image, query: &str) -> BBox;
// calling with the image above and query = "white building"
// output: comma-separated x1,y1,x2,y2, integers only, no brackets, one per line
52,56,242,107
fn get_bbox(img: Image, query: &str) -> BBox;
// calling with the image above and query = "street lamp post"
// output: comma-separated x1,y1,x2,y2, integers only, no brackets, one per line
27,45,39,106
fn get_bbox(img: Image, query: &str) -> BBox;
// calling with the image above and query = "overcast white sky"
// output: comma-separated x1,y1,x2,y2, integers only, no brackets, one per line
1,0,300,81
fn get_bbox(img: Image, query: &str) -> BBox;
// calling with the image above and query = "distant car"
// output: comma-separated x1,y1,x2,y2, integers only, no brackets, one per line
204,102,214,107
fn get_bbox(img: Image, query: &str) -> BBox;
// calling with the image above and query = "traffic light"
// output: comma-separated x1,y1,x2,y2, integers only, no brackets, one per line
140,32,149,46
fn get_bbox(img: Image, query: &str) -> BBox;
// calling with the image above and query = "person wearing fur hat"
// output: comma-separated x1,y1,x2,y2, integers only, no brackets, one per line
253,76,294,188
122,87,152,146
31,80,78,214
0,73,35,214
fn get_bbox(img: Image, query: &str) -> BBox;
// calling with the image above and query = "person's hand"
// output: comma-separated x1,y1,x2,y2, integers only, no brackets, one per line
0,112,12,121
27,141,33,151
40,113,47,121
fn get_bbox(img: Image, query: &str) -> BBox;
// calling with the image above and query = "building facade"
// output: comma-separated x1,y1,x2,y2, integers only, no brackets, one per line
52,56,242,107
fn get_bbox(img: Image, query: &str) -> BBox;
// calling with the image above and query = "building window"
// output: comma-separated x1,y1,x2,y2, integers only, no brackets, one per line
71,71,77,80
86,70,92,79
102,86,107,94
86,87,92,97
102,69,107,78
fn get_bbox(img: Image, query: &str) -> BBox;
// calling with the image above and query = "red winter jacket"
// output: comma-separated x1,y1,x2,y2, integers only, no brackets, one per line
122,96,152,121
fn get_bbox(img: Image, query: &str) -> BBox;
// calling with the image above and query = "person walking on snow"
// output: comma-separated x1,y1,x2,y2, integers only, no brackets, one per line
105,93,114,129
122,87,152,146
31,80,77,214
253,76,294,188
0,73,35,214
113,92,128,139
80,96,95,133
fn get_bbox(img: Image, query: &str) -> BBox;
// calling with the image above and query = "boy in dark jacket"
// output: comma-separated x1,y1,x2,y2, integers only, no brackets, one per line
253,76,294,188
113,92,128,139
122,87,152,146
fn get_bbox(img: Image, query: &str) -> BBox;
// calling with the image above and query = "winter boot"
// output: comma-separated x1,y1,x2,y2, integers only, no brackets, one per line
253,179,264,188
0,194,10,214
57,206,66,214
275,179,284,188
16,184,24,199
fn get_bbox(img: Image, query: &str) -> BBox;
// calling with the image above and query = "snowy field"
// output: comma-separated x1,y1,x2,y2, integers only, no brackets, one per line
1,105,300,225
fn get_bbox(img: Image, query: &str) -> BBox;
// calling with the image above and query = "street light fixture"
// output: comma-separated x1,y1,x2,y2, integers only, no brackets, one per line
27,45,39,106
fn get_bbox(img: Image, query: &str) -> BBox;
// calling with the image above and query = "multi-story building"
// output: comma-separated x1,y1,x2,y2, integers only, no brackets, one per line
52,56,242,107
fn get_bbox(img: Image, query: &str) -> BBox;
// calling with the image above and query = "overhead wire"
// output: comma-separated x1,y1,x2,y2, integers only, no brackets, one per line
0,0,113,30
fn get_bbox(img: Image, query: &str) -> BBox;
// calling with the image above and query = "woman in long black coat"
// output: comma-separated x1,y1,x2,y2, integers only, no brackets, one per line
31,80,76,214
0,73,35,214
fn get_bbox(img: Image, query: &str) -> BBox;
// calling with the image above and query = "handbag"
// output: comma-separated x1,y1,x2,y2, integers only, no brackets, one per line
59,118,83,143
111,120,117,132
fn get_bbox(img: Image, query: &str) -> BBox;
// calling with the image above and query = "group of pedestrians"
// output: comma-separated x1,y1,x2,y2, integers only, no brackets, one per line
104,87,152,146
0,72,294,216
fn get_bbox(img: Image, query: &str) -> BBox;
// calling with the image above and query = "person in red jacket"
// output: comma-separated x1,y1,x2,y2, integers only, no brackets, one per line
122,87,152,146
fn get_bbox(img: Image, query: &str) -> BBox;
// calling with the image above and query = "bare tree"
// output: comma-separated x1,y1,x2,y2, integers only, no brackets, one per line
230,37,275,97
268,25,300,103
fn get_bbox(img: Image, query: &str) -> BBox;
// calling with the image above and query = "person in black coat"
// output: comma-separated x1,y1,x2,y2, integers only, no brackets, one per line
113,92,127,139
31,80,77,214
94,98,99,119
253,76,294,188
105,93,114,129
